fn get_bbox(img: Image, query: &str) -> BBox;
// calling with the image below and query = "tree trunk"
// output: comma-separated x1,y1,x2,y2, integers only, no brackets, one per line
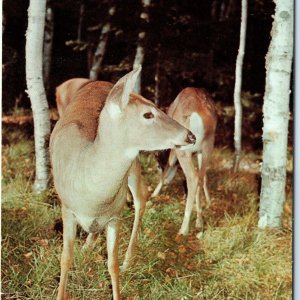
154,47,160,106
89,6,115,80
77,1,85,42
26,0,50,193
43,3,54,93
258,0,293,228
133,0,151,94
233,0,247,172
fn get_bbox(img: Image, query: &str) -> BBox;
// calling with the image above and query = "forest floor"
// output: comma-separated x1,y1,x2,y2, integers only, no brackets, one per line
2,112,292,300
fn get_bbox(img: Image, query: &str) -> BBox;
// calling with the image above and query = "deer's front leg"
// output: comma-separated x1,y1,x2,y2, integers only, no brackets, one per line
106,220,121,300
122,159,147,271
151,149,178,197
57,207,77,300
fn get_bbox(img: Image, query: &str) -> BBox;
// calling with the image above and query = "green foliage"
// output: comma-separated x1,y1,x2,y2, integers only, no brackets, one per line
2,126,292,299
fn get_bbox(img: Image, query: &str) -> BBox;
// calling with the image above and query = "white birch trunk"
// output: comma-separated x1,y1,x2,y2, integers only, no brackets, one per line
43,5,54,92
26,0,50,193
233,0,247,172
258,0,293,228
89,6,115,80
133,0,151,94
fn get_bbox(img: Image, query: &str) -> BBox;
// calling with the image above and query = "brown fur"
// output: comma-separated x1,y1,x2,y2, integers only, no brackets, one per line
152,87,217,235
168,87,217,139
57,81,113,142
51,69,195,300
56,81,155,142
56,78,91,116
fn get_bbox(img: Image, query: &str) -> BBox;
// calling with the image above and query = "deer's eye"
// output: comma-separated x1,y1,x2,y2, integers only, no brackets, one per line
143,112,154,119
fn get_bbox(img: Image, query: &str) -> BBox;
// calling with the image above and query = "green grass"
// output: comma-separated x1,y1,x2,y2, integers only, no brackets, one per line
2,125,292,299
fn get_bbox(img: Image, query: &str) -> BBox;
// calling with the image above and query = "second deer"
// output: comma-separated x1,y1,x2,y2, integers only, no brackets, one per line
151,87,217,236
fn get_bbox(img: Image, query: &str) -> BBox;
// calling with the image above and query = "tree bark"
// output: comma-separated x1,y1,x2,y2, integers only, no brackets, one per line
258,0,293,228
26,0,50,193
233,0,247,172
154,46,161,106
43,3,54,93
77,1,85,42
89,6,115,80
133,0,151,94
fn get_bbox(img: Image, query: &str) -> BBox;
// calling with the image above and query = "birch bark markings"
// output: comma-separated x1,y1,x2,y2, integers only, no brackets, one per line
133,0,151,94
233,0,247,172
258,0,293,228
43,4,54,92
26,0,50,192
89,6,115,80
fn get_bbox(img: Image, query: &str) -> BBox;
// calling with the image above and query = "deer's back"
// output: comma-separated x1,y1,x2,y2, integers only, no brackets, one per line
56,78,91,116
168,87,217,138
54,81,114,142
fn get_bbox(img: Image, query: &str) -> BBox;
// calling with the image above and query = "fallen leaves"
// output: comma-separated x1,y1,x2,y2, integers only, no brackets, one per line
178,245,187,254
157,251,166,260
10,207,28,218
30,236,50,247
37,239,49,247
2,110,59,125
144,227,155,239
95,254,105,263
2,115,33,125
24,252,33,260
166,267,177,276
126,296,139,300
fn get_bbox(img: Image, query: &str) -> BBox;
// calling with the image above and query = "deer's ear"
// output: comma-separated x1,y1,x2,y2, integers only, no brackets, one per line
106,65,141,115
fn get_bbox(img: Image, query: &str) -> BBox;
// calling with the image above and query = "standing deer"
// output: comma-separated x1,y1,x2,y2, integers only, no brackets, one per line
50,66,196,300
151,88,217,236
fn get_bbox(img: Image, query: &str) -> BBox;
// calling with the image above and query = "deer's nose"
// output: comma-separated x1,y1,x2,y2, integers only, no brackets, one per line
186,131,196,144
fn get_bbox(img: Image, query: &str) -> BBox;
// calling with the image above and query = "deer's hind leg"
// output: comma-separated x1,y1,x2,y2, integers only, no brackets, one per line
177,150,199,236
82,232,100,251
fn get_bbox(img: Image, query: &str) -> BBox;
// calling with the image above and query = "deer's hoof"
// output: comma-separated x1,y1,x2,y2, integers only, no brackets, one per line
196,231,204,239
120,261,130,273
178,228,189,236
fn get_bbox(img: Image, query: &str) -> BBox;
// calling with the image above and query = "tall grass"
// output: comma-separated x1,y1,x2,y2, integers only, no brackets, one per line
2,125,292,299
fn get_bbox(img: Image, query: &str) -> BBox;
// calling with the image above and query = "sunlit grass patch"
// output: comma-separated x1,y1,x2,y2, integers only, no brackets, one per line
2,125,292,299
199,222,292,299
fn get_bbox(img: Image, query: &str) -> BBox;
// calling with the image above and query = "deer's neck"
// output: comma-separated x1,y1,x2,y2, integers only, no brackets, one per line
84,110,138,193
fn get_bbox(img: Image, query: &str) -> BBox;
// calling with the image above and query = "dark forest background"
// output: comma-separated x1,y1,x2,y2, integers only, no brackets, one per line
3,0,281,149
2,0,275,106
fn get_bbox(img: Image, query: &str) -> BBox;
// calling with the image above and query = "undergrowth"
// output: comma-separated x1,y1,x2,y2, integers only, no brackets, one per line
2,125,292,299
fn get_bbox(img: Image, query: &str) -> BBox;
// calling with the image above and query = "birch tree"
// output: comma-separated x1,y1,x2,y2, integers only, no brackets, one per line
133,0,151,94
233,0,247,172
258,0,293,228
89,5,115,80
43,3,54,93
26,0,50,193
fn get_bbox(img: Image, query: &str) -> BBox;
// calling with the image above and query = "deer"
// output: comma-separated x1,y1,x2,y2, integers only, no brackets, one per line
55,77,90,117
151,87,217,236
50,66,196,300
